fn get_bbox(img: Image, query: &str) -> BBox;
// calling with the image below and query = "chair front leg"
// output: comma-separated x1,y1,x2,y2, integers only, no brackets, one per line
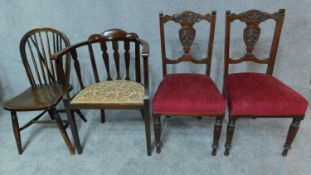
282,118,302,157
154,114,161,153
212,116,223,156
143,100,151,156
224,118,236,156
49,108,75,155
11,111,22,155
63,100,82,154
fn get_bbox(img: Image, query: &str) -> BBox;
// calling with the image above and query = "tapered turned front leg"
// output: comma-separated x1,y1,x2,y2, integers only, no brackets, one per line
212,117,223,156
282,118,302,157
154,114,161,153
101,109,106,123
224,119,236,156
11,111,22,155
143,100,151,156
50,109,75,155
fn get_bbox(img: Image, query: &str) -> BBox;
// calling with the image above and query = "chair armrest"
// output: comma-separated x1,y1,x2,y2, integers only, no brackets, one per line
138,39,149,57
138,39,150,100
51,41,88,61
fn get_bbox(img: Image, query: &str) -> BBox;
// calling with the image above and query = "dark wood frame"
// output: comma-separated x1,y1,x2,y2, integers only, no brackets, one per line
51,29,151,156
223,9,304,156
3,28,87,155
154,10,225,156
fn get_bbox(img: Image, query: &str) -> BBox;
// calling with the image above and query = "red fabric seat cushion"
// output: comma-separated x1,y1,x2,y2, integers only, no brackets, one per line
225,72,308,117
153,73,226,115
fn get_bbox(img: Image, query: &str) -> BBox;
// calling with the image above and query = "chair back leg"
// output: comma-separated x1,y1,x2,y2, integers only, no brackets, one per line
49,108,75,155
63,100,82,154
100,109,106,123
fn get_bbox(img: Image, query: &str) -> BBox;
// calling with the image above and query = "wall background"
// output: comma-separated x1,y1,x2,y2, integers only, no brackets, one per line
0,0,310,102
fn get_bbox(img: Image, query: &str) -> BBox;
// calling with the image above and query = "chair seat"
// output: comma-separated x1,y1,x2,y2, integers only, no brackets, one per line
3,85,66,111
70,80,144,107
225,72,308,117
153,73,226,115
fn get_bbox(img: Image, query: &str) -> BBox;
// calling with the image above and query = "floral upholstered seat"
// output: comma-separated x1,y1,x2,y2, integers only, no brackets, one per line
71,80,144,106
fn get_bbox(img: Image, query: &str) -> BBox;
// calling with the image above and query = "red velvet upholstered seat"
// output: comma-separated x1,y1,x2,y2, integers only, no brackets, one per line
153,73,226,115
225,72,308,117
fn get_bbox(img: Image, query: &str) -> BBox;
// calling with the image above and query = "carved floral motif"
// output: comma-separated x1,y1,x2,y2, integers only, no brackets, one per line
243,26,261,51
164,11,211,54
238,10,275,23
179,27,196,53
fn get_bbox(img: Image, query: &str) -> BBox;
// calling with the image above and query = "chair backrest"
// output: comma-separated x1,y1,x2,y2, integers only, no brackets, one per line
52,29,149,91
159,10,216,77
20,28,70,87
224,9,285,78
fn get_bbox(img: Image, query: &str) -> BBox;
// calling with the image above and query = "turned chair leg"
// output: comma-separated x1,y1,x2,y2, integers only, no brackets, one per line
282,118,302,157
154,114,161,153
101,109,106,123
212,116,223,156
143,100,151,156
64,100,82,154
224,118,236,156
50,108,75,155
11,111,22,155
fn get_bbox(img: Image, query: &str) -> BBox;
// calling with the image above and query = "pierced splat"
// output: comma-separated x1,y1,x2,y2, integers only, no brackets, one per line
224,9,286,77
179,26,195,54
232,9,280,55
244,24,260,53
162,11,212,55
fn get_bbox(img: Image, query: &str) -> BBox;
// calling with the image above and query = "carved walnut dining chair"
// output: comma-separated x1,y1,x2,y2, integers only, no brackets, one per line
3,28,86,155
223,9,308,156
153,11,226,156
51,29,151,156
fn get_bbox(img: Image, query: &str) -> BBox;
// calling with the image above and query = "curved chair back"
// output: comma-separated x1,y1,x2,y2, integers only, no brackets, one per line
224,9,285,77
20,28,70,87
52,29,149,93
159,10,217,76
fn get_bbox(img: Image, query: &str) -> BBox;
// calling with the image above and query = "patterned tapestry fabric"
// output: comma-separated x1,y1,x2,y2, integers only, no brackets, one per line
71,80,144,105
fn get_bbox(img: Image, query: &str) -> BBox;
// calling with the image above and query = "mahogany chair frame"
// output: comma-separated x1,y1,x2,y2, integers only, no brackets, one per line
223,9,303,156
154,10,224,156
51,29,151,156
3,28,86,155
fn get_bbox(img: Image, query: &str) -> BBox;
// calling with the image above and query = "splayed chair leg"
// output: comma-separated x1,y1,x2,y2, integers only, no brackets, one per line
11,111,22,155
50,108,75,155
